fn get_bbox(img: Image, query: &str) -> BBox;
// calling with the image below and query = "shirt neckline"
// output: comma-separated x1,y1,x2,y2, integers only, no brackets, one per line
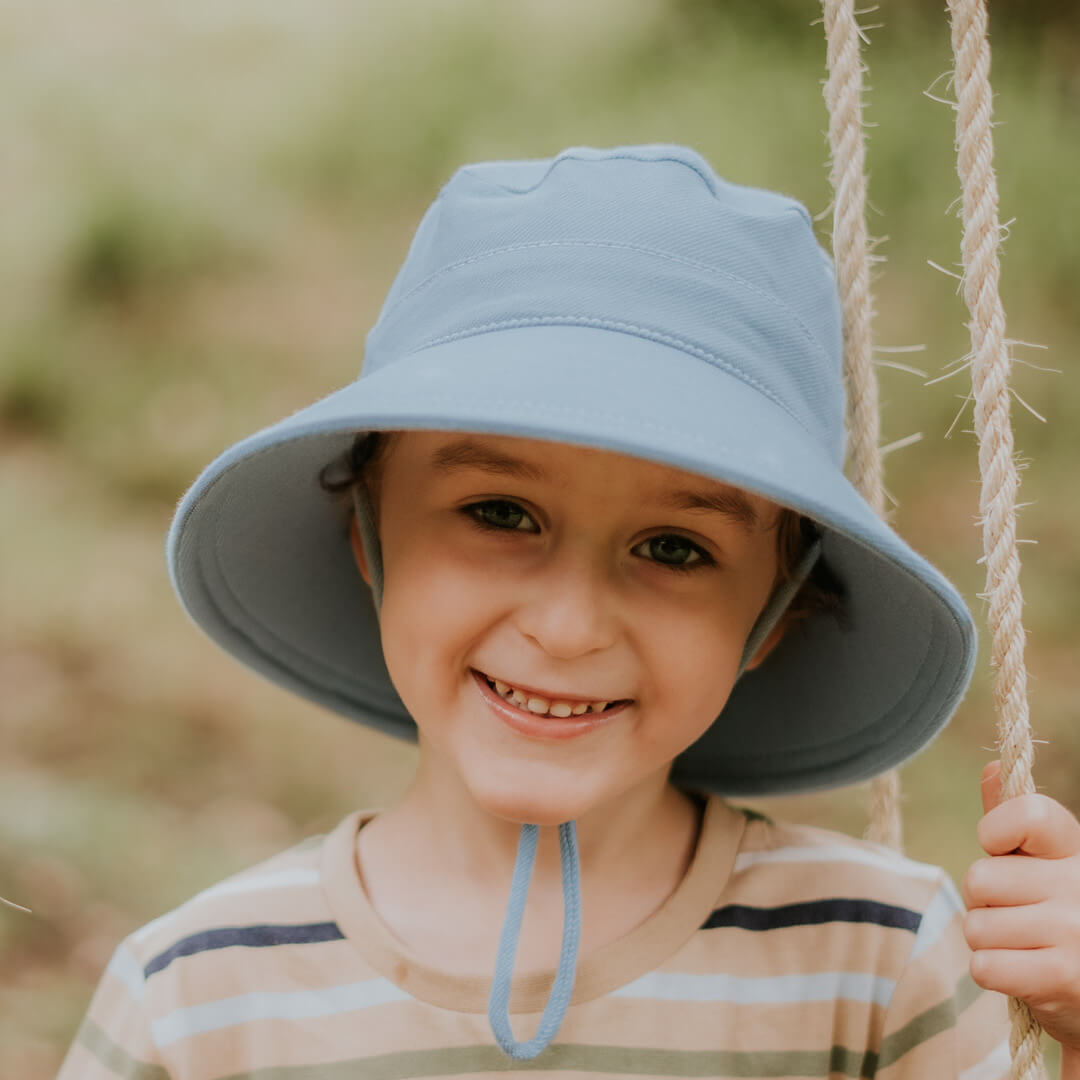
320,792,747,1014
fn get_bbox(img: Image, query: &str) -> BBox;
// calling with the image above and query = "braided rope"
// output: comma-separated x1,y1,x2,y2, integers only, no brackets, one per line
865,768,902,851
820,0,903,852
946,1,1045,1075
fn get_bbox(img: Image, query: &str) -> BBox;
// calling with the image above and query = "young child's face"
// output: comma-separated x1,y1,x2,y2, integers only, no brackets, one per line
352,431,784,825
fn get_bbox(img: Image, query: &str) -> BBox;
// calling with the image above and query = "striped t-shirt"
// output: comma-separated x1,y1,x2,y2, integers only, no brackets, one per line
58,793,1010,1079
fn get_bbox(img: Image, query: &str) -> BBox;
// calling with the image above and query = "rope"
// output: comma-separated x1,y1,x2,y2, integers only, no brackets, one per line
864,768,902,851
820,0,903,853
946,1,1045,1075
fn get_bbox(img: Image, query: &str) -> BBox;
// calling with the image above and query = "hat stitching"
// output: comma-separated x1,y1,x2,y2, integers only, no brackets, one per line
407,316,815,440
225,396,794,469
375,239,831,368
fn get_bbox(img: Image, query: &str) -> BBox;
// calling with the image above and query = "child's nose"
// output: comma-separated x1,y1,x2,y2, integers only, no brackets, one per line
514,548,619,659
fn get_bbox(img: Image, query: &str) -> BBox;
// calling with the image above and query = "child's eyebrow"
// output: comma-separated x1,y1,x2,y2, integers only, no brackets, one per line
429,438,759,532
430,439,547,484
657,488,759,531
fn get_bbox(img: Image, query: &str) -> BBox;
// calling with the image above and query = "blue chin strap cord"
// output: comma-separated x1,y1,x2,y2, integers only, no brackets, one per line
352,482,821,1060
487,820,582,1059
735,534,823,678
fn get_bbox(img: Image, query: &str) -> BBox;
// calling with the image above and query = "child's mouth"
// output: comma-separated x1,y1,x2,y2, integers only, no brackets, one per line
471,669,632,720
470,669,630,738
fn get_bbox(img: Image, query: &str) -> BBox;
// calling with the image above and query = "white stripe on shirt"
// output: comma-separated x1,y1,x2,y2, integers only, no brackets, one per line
152,977,411,1047
105,944,147,1003
610,969,896,1007
733,845,942,881
911,880,964,961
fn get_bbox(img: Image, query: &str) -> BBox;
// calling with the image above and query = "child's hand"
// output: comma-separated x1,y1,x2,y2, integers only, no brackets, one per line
962,760,1080,1055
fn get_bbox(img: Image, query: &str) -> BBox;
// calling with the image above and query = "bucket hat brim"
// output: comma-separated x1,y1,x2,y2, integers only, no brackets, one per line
168,321,975,797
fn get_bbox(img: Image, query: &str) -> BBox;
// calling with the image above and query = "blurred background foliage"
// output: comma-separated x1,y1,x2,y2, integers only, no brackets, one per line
1,1,1078,1073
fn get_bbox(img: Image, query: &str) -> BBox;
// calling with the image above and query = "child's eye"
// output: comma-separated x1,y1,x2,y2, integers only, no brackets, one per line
633,534,715,573
463,500,540,533
463,502,714,574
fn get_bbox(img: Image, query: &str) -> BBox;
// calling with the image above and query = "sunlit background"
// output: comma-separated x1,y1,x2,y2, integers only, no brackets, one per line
2,1,1078,1073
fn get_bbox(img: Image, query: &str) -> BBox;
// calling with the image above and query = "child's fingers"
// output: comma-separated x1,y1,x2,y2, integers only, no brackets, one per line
969,946,1075,1008
971,947,1080,1055
964,900,1068,951
977,792,1080,858
963,854,1080,908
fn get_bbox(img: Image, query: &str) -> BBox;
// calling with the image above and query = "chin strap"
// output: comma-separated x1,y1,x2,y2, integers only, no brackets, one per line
351,485,821,1059
352,483,385,614
735,534,823,679
487,822,581,1060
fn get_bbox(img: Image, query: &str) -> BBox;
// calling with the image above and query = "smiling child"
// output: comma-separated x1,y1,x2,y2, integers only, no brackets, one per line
57,145,1080,1078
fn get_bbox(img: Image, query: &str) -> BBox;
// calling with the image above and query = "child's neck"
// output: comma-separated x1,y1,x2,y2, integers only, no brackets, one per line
353,773,705,976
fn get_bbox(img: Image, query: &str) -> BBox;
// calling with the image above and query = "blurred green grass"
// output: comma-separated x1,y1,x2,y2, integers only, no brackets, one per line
2,1,1078,1073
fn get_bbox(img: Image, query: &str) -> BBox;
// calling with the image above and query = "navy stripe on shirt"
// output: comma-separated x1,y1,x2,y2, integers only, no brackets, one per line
701,898,921,933
145,922,345,978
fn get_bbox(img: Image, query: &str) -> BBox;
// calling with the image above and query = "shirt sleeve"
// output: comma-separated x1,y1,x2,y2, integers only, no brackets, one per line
876,871,1012,1079
55,940,172,1080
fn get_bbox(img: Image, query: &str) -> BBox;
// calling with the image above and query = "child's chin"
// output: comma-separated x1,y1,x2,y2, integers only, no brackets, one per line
468,777,598,828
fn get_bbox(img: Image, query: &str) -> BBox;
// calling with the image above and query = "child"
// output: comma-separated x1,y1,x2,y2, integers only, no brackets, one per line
58,144,1080,1077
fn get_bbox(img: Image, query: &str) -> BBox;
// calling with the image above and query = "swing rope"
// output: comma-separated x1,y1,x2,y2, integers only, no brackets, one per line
820,0,903,854
822,0,1046,1074
947,0,1045,1074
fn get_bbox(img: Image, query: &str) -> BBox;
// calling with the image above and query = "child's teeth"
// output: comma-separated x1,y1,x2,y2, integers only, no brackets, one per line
485,672,622,717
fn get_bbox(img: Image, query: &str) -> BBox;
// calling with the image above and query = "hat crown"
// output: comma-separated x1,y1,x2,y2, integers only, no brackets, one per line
365,144,846,461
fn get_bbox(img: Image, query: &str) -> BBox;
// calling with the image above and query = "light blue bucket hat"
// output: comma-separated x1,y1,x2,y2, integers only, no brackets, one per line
167,143,976,1060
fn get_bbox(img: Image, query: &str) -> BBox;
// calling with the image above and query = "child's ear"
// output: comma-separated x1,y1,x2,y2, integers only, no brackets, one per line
744,621,786,671
349,514,372,586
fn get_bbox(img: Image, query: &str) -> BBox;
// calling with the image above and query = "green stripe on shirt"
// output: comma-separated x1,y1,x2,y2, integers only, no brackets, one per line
878,972,986,1069
216,1041,878,1079
78,1017,172,1080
